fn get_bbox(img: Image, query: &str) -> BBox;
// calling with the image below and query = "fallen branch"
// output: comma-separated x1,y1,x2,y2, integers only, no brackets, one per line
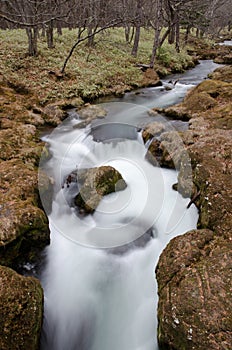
187,190,201,209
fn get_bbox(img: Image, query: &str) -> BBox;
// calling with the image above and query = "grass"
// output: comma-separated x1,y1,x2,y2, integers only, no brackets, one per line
0,27,197,103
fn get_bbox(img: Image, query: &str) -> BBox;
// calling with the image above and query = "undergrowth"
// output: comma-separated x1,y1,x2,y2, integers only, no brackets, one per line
0,27,196,103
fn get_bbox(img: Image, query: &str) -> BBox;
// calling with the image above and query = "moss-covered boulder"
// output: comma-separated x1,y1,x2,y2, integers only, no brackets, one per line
74,166,127,214
141,68,162,87
162,78,232,123
156,230,232,350
209,64,232,83
0,265,43,350
0,159,50,267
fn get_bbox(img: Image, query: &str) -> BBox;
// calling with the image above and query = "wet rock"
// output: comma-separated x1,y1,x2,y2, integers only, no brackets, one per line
73,104,107,128
146,131,187,170
74,166,127,214
156,230,232,350
142,122,165,143
0,265,43,350
78,104,107,120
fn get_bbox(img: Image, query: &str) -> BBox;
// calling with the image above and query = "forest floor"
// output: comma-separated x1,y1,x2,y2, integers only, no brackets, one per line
0,28,213,104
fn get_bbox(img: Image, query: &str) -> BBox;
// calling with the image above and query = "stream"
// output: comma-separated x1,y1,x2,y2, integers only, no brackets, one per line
38,60,221,350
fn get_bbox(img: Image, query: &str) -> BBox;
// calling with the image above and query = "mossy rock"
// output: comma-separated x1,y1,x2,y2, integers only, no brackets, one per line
0,159,50,267
156,230,232,350
78,104,107,120
209,65,232,83
0,265,43,350
141,68,162,87
74,166,127,214
43,103,68,126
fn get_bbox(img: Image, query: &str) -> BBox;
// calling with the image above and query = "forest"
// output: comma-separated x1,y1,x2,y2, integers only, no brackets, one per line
1,0,231,66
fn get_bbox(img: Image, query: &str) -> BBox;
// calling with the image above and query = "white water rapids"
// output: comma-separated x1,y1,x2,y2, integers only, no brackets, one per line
39,61,221,350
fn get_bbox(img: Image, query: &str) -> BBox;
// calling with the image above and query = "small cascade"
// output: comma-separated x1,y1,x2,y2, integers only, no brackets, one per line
39,61,220,350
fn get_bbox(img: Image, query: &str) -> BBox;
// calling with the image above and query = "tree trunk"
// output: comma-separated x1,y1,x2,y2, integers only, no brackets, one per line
129,26,135,44
185,25,191,44
200,30,204,38
168,4,175,44
168,25,175,44
26,27,38,56
131,0,142,57
131,26,141,57
57,21,62,36
124,25,130,43
87,26,95,46
228,21,231,31
46,20,54,49
175,16,180,53
41,26,46,37
159,27,170,48
150,0,163,68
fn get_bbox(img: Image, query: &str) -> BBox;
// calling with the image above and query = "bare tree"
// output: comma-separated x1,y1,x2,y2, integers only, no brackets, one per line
0,0,69,55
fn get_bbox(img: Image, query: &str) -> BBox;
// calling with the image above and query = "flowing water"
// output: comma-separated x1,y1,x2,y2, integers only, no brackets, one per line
39,60,221,350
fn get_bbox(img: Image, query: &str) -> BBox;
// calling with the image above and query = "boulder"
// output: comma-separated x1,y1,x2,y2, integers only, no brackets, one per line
79,104,107,119
209,64,232,83
146,131,187,170
142,122,165,143
163,78,232,123
141,68,162,87
74,166,127,214
0,265,43,350
73,104,107,128
156,230,232,350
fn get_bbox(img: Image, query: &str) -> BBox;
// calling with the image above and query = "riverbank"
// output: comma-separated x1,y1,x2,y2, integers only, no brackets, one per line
0,28,231,349
155,64,232,349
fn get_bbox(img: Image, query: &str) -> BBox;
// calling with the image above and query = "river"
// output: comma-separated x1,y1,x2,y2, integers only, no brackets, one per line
38,60,221,350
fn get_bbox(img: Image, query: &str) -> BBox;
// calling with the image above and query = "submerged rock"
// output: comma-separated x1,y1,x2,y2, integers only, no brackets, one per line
0,265,43,350
74,166,127,214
